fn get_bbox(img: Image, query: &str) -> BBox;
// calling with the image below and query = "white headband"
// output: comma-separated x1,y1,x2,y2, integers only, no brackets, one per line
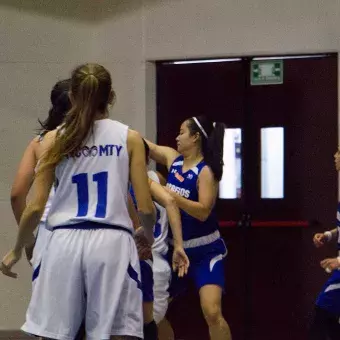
193,116,208,138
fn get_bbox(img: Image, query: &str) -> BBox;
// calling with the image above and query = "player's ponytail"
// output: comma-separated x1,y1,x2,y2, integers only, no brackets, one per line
38,63,115,174
187,115,225,181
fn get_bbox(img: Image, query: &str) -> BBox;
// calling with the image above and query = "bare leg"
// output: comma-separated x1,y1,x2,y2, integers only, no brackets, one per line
143,301,154,325
199,285,232,340
158,318,174,340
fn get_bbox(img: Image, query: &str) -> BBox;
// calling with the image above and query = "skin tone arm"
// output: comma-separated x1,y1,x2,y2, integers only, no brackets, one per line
127,192,141,231
149,178,189,276
166,166,218,222
1,131,57,278
11,138,39,225
144,139,179,170
313,228,338,248
149,179,183,249
155,171,167,186
128,130,156,243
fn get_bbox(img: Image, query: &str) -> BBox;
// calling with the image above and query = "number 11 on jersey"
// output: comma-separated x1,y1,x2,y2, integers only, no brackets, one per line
72,171,108,218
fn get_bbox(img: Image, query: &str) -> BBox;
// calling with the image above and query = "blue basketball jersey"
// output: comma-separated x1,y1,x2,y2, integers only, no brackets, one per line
316,202,340,315
166,155,219,242
336,202,340,255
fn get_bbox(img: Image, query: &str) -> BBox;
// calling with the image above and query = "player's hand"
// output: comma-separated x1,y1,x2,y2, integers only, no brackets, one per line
0,248,22,278
134,228,152,261
313,233,328,248
172,247,190,278
320,257,340,273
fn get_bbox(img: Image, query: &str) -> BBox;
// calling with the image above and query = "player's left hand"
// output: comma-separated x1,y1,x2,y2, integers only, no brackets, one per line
172,247,190,278
0,248,22,278
320,257,340,273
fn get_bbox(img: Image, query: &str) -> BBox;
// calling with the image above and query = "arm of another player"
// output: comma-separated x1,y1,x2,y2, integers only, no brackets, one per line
10,138,38,261
144,139,179,171
166,166,217,222
128,130,156,243
11,138,38,225
128,192,152,259
127,192,141,231
1,131,56,278
149,179,189,276
313,228,338,248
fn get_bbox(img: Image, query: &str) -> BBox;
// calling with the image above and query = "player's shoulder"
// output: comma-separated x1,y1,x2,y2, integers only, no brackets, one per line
127,129,144,147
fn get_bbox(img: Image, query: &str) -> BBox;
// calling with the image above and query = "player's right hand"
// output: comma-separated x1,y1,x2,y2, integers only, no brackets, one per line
172,247,190,278
313,233,327,248
0,248,22,278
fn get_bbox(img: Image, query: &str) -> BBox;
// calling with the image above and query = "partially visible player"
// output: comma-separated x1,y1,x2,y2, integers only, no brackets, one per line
146,115,231,340
309,148,340,340
129,140,189,340
11,79,71,269
1,63,156,340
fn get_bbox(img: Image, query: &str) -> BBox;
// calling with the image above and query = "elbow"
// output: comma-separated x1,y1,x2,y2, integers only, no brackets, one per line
26,203,45,219
10,190,21,204
10,191,24,210
197,209,211,222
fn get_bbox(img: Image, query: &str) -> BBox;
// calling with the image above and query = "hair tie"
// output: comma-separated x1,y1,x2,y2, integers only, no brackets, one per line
193,117,208,138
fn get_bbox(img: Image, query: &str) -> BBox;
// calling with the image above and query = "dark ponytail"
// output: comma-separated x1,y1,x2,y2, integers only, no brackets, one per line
187,115,225,181
38,79,71,134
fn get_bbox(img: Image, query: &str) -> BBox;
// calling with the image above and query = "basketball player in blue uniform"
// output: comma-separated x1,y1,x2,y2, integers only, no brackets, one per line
146,115,232,340
309,148,340,339
129,140,189,340
1,63,156,340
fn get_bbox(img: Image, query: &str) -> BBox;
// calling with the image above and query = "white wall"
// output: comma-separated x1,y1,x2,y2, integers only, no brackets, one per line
144,0,340,59
0,2,96,329
1,0,339,330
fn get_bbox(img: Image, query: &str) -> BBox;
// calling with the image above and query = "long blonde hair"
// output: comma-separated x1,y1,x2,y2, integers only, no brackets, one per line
38,63,114,174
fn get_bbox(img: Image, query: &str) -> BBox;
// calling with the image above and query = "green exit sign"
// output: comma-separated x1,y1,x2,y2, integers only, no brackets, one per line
251,60,283,85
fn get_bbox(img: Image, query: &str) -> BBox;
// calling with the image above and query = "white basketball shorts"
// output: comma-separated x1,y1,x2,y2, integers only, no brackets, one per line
31,221,51,271
22,226,143,340
152,252,171,324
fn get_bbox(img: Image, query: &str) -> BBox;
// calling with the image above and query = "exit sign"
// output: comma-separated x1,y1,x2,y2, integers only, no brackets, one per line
251,60,283,85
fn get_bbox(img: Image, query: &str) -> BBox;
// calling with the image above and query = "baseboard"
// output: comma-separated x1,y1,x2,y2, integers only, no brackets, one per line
0,330,32,339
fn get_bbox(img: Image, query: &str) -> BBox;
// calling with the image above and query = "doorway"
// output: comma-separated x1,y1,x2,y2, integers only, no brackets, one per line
156,54,338,339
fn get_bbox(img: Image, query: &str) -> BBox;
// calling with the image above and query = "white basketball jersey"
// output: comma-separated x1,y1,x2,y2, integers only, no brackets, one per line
40,189,55,223
47,119,133,232
148,170,169,255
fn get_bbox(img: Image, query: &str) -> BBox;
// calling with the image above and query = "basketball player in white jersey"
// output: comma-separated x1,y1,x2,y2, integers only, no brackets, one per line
10,79,87,340
11,79,70,271
1,63,156,340
130,141,189,340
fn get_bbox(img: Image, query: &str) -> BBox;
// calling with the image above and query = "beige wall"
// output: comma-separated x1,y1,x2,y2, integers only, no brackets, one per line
0,0,339,329
0,2,96,329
